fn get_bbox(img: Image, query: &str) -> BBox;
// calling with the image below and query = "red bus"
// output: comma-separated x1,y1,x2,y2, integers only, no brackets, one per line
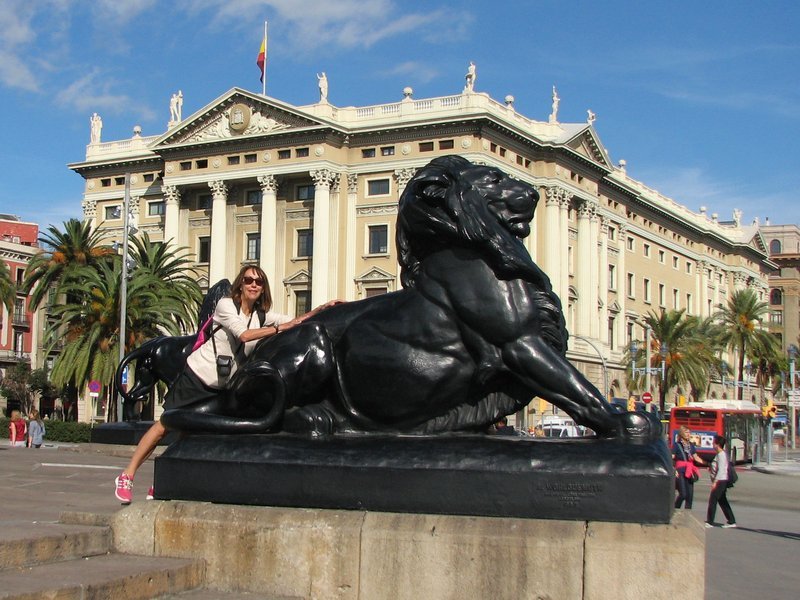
668,401,762,464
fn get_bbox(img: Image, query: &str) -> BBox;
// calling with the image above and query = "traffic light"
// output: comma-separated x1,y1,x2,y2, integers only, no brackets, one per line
627,396,637,411
762,400,777,419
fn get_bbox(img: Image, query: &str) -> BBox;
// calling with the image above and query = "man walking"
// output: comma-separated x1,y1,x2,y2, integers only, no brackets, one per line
705,435,736,528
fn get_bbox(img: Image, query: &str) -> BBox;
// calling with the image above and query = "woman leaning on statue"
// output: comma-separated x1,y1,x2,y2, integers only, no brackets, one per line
114,264,340,504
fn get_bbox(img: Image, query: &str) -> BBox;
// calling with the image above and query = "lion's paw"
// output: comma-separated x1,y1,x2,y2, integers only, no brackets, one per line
613,411,662,441
283,405,338,436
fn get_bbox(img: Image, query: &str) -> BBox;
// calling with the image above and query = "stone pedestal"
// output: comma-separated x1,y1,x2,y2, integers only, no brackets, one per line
112,503,704,599
154,433,674,523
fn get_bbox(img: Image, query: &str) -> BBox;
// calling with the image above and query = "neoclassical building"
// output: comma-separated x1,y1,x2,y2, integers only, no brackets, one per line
69,81,774,425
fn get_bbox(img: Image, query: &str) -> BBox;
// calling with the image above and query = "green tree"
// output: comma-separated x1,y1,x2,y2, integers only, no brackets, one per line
29,367,59,404
22,218,114,310
627,309,711,412
0,258,15,314
715,289,779,401
0,363,33,416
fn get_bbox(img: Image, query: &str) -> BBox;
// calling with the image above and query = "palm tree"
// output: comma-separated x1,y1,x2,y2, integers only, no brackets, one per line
45,258,189,390
128,232,202,331
22,218,114,310
0,258,15,314
640,309,711,412
715,289,779,401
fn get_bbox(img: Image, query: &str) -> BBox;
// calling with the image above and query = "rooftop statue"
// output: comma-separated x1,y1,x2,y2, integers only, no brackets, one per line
119,155,659,441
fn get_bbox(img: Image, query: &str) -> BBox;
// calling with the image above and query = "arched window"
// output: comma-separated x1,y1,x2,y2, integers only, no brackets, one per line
770,288,783,305
769,239,782,254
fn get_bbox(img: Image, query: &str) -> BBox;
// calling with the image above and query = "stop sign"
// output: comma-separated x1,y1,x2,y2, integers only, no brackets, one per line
642,392,653,404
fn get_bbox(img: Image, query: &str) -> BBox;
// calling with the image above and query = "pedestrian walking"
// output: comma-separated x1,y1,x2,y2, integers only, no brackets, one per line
27,409,45,448
673,424,706,509
705,434,736,528
8,410,27,447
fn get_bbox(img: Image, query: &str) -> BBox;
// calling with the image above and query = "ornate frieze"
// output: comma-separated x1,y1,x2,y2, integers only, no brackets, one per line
82,198,97,219
235,215,259,225
189,217,211,228
182,105,291,143
286,209,312,221
347,173,359,194
393,168,417,190
356,204,398,216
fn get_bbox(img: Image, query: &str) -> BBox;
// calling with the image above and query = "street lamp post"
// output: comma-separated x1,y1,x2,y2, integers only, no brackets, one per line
571,334,609,401
630,332,665,412
790,346,797,450
116,173,135,422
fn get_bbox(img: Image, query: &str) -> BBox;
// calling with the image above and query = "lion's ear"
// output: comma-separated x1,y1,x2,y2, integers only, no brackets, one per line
409,170,450,205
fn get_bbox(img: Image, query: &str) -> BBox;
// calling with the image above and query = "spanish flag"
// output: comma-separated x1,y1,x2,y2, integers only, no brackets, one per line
256,36,266,83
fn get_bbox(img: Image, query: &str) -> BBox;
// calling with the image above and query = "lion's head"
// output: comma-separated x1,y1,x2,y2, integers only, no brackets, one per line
397,155,542,288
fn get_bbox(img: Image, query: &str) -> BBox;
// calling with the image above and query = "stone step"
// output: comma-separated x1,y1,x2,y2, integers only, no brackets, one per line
0,552,204,600
157,590,303,599
0,522,111,570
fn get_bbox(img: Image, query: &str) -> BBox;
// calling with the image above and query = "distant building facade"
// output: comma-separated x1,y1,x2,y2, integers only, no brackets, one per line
761,222,800,353
0,215,47,416
68,81,774,425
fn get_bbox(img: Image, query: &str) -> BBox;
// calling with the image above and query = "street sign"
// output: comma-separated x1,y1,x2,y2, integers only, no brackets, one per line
642,391,653,404
788,390,800,408
121,366,128,385
88,380,101,394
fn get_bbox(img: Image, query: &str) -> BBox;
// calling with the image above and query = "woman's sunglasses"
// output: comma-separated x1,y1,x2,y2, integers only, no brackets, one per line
243,276,264,287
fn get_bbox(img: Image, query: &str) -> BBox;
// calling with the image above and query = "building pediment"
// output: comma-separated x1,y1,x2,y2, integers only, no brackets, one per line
562,127,611,168
153,88,325,149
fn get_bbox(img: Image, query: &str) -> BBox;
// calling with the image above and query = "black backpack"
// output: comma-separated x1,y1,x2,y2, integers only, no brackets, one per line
726,456,738,488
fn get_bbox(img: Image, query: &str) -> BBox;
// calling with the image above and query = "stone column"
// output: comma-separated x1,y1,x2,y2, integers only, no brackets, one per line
734,272,748,291
712,267,721,310
559,194,570,304
310,169,336,305
208,180,228,285
617,223,628,347
257,174,278,289
576,199,596,337
162,185,181,246
345,174,359,301
598,217,609,344
697,260,708,317
589,207,600,339
394,168,416,197
82,198,97,231
542,187,562,296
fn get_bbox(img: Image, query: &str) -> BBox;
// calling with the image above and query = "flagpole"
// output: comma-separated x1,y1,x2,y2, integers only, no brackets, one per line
263,21,268,96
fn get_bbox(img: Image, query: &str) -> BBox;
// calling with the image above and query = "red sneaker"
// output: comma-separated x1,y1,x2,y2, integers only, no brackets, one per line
115,473,133,504
146,486,154,501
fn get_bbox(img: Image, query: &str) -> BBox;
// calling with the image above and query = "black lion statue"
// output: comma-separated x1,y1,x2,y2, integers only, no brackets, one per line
147,155,658,440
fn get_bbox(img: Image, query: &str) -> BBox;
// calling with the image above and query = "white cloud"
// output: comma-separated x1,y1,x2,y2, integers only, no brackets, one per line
382,61,439,84
55,69,156,121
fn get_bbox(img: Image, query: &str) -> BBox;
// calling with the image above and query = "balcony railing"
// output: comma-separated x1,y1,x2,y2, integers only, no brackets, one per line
0,350,31,362
12,314,30,328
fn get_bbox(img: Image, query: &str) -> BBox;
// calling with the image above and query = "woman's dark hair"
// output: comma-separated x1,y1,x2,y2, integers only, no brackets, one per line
714,435,727,449
230,264,272,311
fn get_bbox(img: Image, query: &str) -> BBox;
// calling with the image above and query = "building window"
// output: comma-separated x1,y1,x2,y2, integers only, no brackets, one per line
419,141,434,152
198,194,211,210
15,267,24,285
381,146,395,156
643,243,651,258
13,330,24,356
297,229,313,257
627,273,635,298
114,176,125,185
608,226,616,241
297,185,315,201
246,190,262,205
608,316,615,351
368,224,389,254
608,264,617,290
198,237,210,263
770,289,783,305
672,256,679,269
244,153,257,163
101,178,111,187
770,239,782,254
658,250,665,263
195,159,208,169
362,148,376,158
104,205,120,220
672,288,679,309
246,233,260,261
296,147,309,158
686,261,692,274
658,283,665,307
643,278,651,303
295,290,311,317
367,178,390,196
770,311,783,325
180,161,191,171
278,150,291,160
686,293,693,314
627,237,635,251
439,140,454,150
148,201,165,216
365,287,388,298
228,156,240,165
143,173,155,182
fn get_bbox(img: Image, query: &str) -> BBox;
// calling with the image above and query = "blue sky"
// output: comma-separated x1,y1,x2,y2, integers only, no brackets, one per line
1,0,798,230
